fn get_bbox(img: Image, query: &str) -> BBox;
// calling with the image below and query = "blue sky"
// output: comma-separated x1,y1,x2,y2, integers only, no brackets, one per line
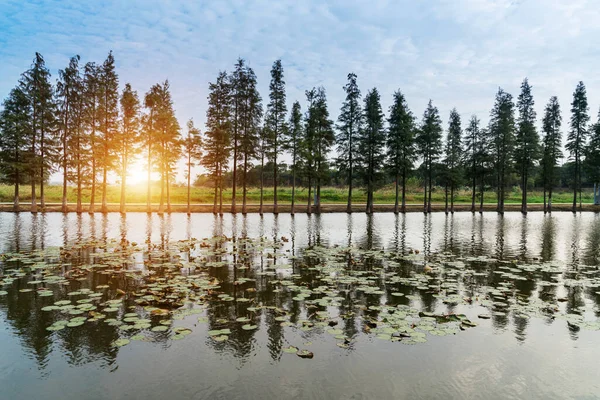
1,0,599,145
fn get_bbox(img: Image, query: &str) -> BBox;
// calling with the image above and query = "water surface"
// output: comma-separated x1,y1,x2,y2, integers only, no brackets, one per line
1,212,600,400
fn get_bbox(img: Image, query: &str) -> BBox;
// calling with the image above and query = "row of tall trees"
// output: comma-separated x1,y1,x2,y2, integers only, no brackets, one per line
0,52,183,213
2,53,600,214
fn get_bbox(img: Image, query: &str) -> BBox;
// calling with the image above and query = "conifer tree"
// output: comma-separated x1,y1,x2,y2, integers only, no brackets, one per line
118,83,141,213
584,109,600,205
463,115,483,212
489,88,515,214
98,51,119,213
515,78,540,213
203,71,231,214
56,55,82,212
284,101,302,214
444,108,462,213
83,62,101,213
0,87,30,210
416,100,443,213
386,90,414,213
143,84,160,212
184,118,202,214
541,96,562,212
336,73,362,213
20,52,57,212
360,88,385,214
265,59,287,214
567,81,589,212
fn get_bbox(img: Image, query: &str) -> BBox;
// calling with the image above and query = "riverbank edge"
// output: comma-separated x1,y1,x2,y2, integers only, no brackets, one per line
1,203,599,213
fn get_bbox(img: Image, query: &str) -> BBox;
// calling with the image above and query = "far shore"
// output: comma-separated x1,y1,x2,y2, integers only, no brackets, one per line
1,202,599,213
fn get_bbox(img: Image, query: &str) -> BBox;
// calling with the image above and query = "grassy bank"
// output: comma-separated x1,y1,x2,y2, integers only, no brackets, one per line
0,183,593,205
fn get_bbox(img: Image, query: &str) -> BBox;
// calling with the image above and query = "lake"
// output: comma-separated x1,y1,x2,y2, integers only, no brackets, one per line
1,212,600,400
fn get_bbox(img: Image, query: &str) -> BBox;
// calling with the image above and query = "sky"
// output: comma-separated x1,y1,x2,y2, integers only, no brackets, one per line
1,0,599,181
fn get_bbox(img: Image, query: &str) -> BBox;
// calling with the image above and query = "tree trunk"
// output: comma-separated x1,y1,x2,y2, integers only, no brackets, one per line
307,178,312,215
76,135,82,214
218,167,224,215
231,138,238,214
450,182,455,214
427,162,432,213
187,153,191,215
479,174,484,213
394,171,399,214
572,158,578,213
259,154,264,215
40,129,45,210
242,153,247,214
291,162,296,215
101,146,108,213
347,162,353,214
521,170,528,214
401,169,406,213
146,126,152,213
471,162,476,212
166,166,171,213
543,187,547,214
273,146,278,214
423,169,427,213
158,146,165,214
62,131,68,213
89,154,95,213
13,180,19,212
548,187,553,213
213,166,218,214
444,182,448,214
120,151,127,214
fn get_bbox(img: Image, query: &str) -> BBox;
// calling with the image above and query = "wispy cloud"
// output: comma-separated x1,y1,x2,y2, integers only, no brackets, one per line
1,0,599,133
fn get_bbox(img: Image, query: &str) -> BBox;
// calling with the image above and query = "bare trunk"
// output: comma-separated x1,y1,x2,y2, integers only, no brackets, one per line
450,183,455,214
307,178,312,215
394,171,399,214
401,169,407,213
120,148,127,214
259,154,264,215
13,180,19,212
187,153,191,214
242,153,247,214
273,148,278,214
231,139,238,214
291,163,296,215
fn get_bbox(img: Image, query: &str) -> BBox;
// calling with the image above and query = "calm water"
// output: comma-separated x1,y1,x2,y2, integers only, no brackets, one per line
1,212,600,400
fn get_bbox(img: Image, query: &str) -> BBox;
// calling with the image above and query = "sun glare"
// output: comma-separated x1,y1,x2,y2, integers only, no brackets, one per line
126,160,160,185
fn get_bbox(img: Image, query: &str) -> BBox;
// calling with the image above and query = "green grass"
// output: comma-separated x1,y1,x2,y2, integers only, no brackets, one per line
0,183,593,204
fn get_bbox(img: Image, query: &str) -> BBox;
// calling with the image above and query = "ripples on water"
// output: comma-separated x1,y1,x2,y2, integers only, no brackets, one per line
1,212,600,400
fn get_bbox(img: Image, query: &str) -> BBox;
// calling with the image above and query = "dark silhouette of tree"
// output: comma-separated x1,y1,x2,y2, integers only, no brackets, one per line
515,78,540,214
203,71,231,214
489,88,515,214
265,59,287,214
56,55,82,212
83,61,101,213
0,86,30,210
360,88,385,214
20,52,57,212
302,87,334,214
284,101,302,214
386,90,414,213
98,51,119,213
541,96,562,212
336,73,362,213
463,115,483,212
444,108,462,213
567,81,589,212
416,100,443,213
118,83,141,213
584,108,600,204
143,84,160,213
258,122,268,214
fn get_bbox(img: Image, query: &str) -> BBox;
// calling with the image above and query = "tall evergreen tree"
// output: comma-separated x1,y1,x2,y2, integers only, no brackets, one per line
83,62,101,213
152,80,181,213
541,96,562,212
184,118,202,214
0,87,30,210
284,101,302,214
360,88,386,214
20,52,57,212
584,109,600,205
566,81,589,212
489,88,515,214
98,51,119,213
386,90,414,213
463,115,488,212
118,83,141,214
143,84,160,213
258,122,269,214
203,71,231,214
444,108,462,213
335,72,362,213
302,87,334,214
416,100,443,213
229,59,244,213
265,59,287,214
56,55,82,212
515,78,540,213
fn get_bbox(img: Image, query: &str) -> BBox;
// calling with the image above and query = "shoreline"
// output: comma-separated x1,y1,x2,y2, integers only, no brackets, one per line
1,203,599,213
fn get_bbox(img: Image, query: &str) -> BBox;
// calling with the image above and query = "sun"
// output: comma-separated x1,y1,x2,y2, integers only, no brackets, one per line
126,160,160,185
